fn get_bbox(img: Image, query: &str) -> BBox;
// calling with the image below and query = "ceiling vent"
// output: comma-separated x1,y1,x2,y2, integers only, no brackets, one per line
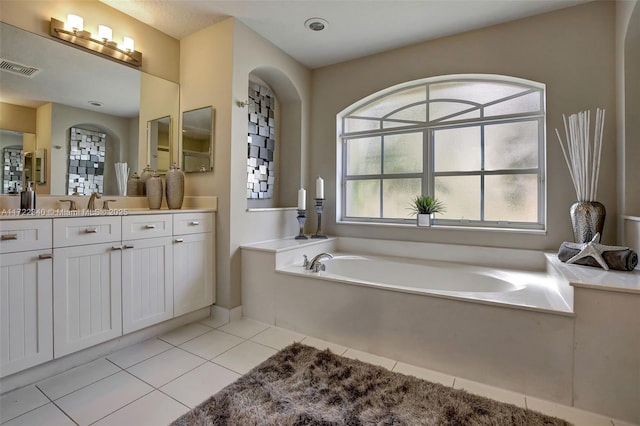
0,58,41,78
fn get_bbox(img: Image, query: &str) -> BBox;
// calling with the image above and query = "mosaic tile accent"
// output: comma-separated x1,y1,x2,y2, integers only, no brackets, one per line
2,146,23,194
67,127,105,195
246,82,275,199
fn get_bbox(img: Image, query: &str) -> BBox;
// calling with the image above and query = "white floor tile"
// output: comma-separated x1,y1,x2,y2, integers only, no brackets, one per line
127,347,206,388
179,329,244,360
342,348,396,370
92,390,189,426
55,371,152,426
526,396,614,425
212,340,277,374
106,338,173,369
301,336,348,355
36,358,120,400
454,377,526,408
0,403,75,426
161,362,241,408
250,326,305,350
0,385,49,423
157,323,213,346
217,318,270,339
392,362,455,387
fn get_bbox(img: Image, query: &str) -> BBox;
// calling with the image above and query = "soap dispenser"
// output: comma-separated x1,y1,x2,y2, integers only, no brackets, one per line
20,181,36,214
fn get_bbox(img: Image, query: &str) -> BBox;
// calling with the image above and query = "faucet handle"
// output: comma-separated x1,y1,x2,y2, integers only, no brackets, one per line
102,199,117,210
59,199,77,211
312,262,326,273
302,254,309,268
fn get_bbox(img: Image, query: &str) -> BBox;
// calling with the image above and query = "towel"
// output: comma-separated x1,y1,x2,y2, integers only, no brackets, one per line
557,242,638,271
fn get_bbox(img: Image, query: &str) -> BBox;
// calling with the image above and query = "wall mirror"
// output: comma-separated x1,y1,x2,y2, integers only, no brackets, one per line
0,22,179,195
24,148,46,186
148,116,171,173
182,106,213,173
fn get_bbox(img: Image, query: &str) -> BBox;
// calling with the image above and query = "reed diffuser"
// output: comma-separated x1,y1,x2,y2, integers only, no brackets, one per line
555,108,606,243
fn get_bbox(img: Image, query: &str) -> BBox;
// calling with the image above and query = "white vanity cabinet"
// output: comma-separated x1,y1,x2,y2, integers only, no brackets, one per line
0,220,53,377
53,217,122,358
173,212,215,316
121,214,174,334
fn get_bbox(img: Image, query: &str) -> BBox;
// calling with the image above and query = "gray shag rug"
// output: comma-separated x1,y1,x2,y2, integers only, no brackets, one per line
171,342,571,426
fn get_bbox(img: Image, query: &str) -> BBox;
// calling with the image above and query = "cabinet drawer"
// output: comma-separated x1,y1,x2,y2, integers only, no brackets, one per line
122,214,172,240
173,212,213,235
53,216,121,247
0,219,52,254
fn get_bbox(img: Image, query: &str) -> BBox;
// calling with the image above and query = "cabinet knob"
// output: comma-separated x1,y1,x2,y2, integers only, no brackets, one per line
85,228,98,234
1,233,18,241
174,238,184,243
144,224,156,229
38,253,53,259
190,221,200,226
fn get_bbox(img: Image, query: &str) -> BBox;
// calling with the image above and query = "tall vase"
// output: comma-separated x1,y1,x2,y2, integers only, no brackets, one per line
165,163,184,209
146,172,163,209
139,165,153,196
127,172,140,197
570,201,606,243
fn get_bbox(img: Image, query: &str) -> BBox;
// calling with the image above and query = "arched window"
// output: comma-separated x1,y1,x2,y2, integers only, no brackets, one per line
337,74,546,230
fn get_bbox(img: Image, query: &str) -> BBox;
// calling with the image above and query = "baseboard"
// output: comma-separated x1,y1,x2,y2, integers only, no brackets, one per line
210,304,243,323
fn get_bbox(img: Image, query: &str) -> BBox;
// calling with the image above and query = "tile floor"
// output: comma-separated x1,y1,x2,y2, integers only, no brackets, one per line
0,315,633,426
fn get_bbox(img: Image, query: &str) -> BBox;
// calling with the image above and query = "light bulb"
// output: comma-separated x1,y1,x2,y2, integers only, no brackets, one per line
123,37,134,51
98,25,112,41
66,14,84,32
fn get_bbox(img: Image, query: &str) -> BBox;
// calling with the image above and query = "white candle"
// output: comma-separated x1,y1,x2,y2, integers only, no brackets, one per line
297,188,306,210
316,177,324,199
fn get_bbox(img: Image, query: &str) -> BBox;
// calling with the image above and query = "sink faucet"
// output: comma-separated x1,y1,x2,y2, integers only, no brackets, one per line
308,252,333,272
87,192,102,210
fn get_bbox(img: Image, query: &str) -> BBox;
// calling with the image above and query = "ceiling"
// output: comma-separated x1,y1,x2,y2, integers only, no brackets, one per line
101,0,591,69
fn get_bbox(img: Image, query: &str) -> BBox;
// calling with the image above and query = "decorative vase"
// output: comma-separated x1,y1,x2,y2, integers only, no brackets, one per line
139,165,153,196
417,214,432,227
146,171,163,209
127,172,140,197
570,201,606,243
165,162,184,209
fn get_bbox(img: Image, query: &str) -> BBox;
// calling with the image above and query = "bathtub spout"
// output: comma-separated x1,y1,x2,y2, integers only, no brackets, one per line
309,252,333,272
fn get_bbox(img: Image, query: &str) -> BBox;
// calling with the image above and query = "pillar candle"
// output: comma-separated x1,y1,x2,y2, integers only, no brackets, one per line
297,188,306,210
316,177,324,199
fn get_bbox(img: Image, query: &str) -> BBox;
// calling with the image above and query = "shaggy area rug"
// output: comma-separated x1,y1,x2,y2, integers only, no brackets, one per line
171,343,571,426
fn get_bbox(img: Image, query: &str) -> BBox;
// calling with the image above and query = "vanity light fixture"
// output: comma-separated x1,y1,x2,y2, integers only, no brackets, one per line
50,16,142,67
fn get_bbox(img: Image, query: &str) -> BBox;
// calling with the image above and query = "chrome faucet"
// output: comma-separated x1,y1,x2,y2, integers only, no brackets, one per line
87,192,102,210
308,252,333,272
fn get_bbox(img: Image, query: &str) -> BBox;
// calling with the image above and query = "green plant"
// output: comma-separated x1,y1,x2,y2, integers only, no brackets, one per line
409,195,446,215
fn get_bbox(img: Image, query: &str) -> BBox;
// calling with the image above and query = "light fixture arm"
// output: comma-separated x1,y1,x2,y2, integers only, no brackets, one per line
49,17,142,67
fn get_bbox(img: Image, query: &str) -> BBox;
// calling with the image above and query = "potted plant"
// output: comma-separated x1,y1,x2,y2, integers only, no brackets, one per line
409,195,445,227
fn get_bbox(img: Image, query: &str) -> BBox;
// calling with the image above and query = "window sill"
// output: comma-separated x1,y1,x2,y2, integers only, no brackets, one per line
336,220,547,235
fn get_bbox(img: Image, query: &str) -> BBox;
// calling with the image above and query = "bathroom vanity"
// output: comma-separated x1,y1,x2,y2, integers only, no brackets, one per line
0,209,215,377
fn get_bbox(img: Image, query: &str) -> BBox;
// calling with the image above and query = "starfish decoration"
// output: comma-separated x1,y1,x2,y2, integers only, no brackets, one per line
564,233,628,271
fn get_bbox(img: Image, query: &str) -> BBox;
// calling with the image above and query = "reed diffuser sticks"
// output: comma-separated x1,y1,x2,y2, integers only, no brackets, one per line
554,108,605,202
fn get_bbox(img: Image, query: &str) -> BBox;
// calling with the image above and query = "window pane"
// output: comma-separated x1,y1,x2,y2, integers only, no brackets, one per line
346,179,380,217
351,86,426,119
344,117,379,133
382,178,422,219
484,91,541,116
485,121,538,170
383,133,422,174
433,126,481,172
430,81,529,105
485,174,538,222
385,103,427,124
346,137,381,175
435,176,480,220
429,101,479,121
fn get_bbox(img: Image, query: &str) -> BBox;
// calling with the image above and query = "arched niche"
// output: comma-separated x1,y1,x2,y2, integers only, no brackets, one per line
246,66,302,209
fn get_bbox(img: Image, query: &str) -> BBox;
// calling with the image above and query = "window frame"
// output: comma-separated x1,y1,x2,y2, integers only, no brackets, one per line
337,74,546,230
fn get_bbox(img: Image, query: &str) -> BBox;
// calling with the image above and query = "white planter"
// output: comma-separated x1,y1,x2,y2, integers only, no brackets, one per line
417,214,432,227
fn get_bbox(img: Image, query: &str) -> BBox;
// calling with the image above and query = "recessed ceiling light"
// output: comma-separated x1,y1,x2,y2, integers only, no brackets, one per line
304,18,328,32
88,101,103,107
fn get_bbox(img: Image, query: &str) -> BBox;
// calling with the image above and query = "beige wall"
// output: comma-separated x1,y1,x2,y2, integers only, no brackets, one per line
310,1,617,250
0,103,36,133
0,0,179,82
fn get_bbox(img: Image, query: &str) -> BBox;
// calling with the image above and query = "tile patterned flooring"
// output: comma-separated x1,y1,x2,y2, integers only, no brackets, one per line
0,315,633,426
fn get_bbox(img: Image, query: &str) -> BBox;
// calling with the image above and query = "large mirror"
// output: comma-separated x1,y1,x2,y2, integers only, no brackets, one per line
182,106,213,173
0,22,179,195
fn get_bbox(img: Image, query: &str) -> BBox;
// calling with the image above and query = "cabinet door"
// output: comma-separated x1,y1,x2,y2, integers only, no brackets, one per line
0,250,53,377
173,232,214,316
121,237,173,333
53,243,122,358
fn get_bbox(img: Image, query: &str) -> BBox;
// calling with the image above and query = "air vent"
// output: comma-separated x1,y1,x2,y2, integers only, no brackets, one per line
0,58,41,78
